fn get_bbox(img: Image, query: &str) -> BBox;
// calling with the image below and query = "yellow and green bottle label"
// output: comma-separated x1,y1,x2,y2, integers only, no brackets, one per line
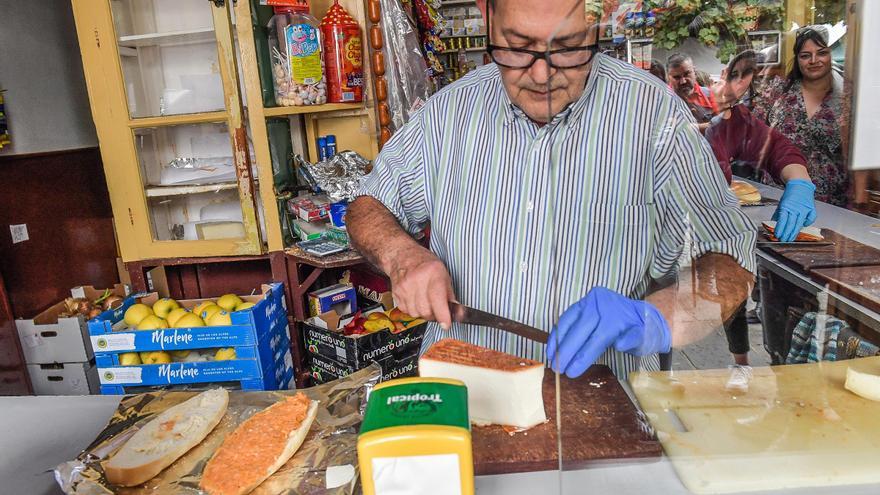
361,379,469,434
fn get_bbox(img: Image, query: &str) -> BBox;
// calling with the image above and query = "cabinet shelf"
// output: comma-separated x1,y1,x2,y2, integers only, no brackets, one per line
118,28,215,49
145,182,238,198
262,102,364,118
439,0,476,6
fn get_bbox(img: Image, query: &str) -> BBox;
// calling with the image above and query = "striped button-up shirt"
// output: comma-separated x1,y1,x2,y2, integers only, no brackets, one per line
356,54,756,377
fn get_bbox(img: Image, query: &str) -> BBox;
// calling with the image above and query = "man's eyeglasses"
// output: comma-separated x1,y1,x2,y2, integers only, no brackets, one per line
487,44,599,69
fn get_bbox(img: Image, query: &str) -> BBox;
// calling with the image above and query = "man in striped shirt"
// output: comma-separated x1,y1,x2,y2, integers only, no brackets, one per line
348,0,755,378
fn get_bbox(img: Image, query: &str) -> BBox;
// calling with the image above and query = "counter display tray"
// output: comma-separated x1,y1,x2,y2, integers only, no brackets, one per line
472,365,661,475
757,229,880,270
812,265,880,315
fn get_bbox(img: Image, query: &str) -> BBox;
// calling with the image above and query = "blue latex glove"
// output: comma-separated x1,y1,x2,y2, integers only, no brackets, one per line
547,287,672,378
772,179,817,242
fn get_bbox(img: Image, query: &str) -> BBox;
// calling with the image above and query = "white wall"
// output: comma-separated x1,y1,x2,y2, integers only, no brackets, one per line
0,0,98,155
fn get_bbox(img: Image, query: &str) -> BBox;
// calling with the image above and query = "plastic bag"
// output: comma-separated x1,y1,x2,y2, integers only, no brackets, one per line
378,0,431,131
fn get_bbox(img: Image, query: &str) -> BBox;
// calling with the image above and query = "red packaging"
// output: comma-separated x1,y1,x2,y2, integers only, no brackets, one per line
320,1,364,103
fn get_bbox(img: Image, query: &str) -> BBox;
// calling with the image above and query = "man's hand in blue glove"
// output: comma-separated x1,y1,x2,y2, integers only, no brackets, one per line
547,287,672,378
772,179,817,242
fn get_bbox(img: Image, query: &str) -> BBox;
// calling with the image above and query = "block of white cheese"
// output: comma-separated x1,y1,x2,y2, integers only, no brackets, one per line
419,338,547,428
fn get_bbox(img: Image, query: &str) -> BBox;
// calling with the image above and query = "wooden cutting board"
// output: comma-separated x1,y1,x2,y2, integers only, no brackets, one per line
812,265,880,315
471,365,661,475
630,357,880,494
759,229,880,270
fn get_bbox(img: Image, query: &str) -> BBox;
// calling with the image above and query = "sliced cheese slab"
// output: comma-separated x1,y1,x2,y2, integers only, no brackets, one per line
419,338,546,428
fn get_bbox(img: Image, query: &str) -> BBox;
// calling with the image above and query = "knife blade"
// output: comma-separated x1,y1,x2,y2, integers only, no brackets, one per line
448,302,548,344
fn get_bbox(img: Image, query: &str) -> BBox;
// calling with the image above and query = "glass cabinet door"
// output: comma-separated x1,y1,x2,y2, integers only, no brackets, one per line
111,0,225,118
73,0,261,260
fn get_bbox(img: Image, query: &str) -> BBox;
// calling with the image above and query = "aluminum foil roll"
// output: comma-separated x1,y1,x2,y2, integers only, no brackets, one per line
295,151,370,202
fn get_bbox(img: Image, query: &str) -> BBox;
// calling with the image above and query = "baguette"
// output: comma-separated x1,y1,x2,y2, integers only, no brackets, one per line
104,388,229,487
761,220,824,242
200,393,318,495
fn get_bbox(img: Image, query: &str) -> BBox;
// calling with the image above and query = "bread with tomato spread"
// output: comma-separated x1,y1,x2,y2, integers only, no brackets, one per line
200,393,318,495
104,388,229,487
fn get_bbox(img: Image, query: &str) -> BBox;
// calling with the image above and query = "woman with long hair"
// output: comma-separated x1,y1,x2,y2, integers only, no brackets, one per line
753,26,847,206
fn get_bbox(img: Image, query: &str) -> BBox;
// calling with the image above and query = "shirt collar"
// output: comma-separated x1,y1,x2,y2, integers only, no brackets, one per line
499,53,603,129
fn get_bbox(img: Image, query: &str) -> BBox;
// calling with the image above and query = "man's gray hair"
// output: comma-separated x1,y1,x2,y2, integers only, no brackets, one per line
666,53,693,70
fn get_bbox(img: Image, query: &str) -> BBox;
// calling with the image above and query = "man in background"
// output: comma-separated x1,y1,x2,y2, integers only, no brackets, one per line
668,53,718,131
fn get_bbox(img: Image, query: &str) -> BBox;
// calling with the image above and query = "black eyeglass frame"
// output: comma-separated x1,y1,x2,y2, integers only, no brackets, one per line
484,4,599,69
487,44,600,69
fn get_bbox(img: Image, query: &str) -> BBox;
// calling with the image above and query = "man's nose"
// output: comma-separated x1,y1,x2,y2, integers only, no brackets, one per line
529,57,553,85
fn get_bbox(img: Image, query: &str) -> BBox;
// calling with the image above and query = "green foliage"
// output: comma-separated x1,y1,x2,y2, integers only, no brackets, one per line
645,0,783,63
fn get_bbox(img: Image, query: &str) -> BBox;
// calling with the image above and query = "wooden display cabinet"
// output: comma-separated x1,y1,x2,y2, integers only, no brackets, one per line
71,0,380,262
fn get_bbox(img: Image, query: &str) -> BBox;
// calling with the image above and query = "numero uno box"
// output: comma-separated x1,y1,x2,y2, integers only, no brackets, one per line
302,306,427,368
307,351,419,384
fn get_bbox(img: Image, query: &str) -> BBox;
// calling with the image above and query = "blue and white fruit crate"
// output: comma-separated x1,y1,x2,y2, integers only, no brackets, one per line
87,283,294,394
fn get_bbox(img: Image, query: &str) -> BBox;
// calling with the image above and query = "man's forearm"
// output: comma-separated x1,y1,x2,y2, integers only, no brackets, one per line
347,196,423,274
646,253,754,347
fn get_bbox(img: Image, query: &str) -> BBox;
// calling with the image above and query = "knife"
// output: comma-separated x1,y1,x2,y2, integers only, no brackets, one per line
448,302,548,344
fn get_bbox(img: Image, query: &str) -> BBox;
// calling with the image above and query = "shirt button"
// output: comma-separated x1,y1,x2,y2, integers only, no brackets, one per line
526,201,534,213
520,262,528,273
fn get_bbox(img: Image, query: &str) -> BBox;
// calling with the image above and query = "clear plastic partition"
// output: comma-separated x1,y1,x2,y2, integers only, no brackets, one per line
496,0,880,493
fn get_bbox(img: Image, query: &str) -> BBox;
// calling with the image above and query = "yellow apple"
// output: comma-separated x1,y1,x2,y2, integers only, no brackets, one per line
388,307,416,323
199,304,222,322
192,300,216,317
119,352,141,366
137,315,169,330
363,319,394,333
166,307,189,327
152,298,180,319
170,350,191,360
367,312,392,322
173,312,206,328
141,351,172,364
214,348,237,361
235,301,256,311
217,294,243,312
207,310,232,327
123,304,153,327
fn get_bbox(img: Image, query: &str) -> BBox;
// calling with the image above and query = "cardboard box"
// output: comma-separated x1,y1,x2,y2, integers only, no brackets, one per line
292,218,329,241
27,362,99,395
289,194,331,223
348,268,391,306
302,306,427,368
16,284,128,364
308,283,357,317
307,350,419,384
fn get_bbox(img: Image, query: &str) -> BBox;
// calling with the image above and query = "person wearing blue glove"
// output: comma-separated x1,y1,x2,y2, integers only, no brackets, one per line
772,179,817,242
548,287,672,379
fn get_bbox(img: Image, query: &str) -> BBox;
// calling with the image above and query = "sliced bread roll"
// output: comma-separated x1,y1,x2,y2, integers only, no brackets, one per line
200,393,318,495
104,388,229,487
731,180,761,204
761,220,824,242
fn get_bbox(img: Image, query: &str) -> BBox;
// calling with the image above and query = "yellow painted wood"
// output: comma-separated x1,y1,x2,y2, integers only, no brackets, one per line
233,0,285,252
71,0,263,261
211,3,263,255
128,111,229,128
262,102,366,117
305,113,379,161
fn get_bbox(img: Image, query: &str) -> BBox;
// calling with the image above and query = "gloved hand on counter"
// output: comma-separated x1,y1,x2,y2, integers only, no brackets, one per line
547,287,671,378
773,179,817,242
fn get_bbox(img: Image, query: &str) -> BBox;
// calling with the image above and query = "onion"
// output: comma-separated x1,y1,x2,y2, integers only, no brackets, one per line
103,295,123,310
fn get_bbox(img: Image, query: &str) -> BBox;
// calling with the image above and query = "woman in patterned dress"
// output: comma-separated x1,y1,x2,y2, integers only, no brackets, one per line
753,27,848,207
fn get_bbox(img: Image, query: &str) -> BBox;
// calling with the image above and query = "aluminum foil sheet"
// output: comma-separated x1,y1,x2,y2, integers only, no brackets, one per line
294,152,370,203
55,365,381,495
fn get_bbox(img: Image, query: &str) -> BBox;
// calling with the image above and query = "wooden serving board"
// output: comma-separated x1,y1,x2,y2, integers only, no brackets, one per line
471,365,661,475
812,265,880,315
758,229,880,270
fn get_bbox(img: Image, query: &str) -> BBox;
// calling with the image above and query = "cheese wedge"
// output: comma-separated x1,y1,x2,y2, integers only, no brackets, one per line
200,393,318,495
761,220,824,242
104,388,229,487
418,338,547,428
